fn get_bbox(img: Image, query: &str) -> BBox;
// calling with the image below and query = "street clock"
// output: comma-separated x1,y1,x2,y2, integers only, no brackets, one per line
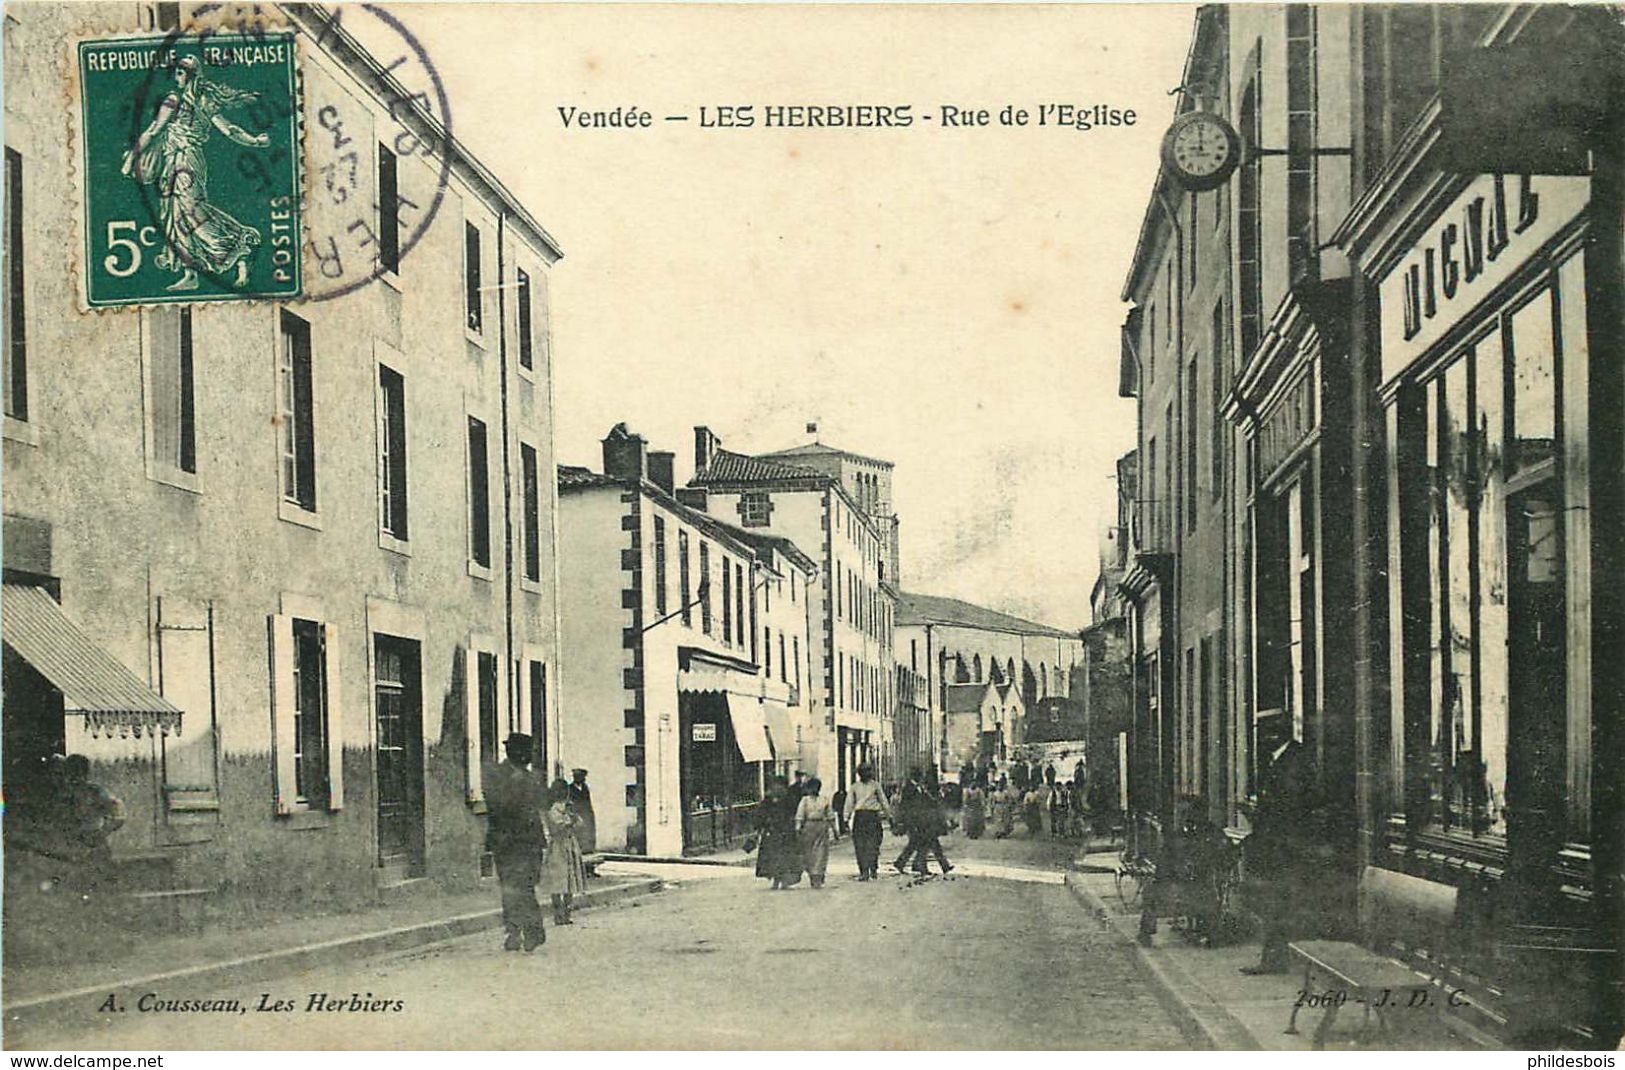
1160,110,1242,191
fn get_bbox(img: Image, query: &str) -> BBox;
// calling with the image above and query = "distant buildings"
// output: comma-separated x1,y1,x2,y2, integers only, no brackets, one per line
556,424,817,856
690,428,897,789
894,591,1083,776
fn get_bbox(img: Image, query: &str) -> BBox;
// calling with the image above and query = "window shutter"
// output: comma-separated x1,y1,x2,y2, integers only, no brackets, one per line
269,614,297,815
464,644,481,803
323,621,345,811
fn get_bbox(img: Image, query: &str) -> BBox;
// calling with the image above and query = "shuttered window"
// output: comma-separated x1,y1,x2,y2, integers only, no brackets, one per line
464,222,482,334
378,144,400,275
149,307,196,475
279,312,316,511
517,267,533,370
378,364,408,539
522,442,540,581
268,613,343,813
4,147,25,422
467,415,490,568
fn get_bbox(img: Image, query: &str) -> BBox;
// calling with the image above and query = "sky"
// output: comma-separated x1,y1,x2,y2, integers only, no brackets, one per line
367,3,1195,629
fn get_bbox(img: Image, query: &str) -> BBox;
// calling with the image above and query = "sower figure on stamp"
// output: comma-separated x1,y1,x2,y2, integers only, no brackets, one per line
485,733,548,952
121,55,270,292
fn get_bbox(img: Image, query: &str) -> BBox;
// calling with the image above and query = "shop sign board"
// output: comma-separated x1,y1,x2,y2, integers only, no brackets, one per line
1378,174,1587,386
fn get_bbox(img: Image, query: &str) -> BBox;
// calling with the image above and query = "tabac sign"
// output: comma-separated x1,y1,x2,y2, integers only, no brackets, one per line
1378,173,1587,386
77,33,302,308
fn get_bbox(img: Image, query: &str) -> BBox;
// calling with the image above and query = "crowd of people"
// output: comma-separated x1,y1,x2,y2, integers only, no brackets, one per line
484,732,598,953
749,763,956,888
958,758,1091,841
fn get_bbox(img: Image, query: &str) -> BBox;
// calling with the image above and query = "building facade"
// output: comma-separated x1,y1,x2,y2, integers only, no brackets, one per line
556,425,817,857
1113,2,1624,1045
893,591,1082,777
689,428,895,792
3,2,564,926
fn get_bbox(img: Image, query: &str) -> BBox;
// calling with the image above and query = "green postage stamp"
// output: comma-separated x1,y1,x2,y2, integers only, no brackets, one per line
77,33,302,308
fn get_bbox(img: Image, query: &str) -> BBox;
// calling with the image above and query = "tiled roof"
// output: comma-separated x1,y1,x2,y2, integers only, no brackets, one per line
557,465,620,489
895,591,1076,639
759,441,894,469
690,448,828,487
943,683,988,714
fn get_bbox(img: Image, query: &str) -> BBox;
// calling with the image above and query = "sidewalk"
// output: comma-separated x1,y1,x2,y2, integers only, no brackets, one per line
1065,851,1498,1051
3,874,663,1031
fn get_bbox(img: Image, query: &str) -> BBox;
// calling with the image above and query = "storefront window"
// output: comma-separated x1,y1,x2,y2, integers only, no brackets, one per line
1399,278,1568,842
1475,330,1509,836
1511,289,1557,473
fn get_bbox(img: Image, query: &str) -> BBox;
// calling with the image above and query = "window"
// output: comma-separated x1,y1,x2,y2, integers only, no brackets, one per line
270,614,342,813
4,147,25,422
1186,354,1200,531
735,562,746,647
739,490,771,527
1212,304,1226,499
1287,5,1319,283
378,365,408,539
464,222,483,334
528,661,548,772
793,636,801,691
679,530,693,626
1359,7,1498,187
1145,437,1158,547
722,556,733,643
700,542,713,634
764,627,772,676
278,311,316,511
477,651,499,774
467,416,490,569
653,516,668,616
1163,403,1174,545
149,307,197,476
516,267,533,371
1392,285,1574,839
835,562,843,618
522,443,541,582
779,634,788,684
378,144,400,275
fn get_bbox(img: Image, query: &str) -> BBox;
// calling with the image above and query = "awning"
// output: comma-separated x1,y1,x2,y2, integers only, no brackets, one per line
762,698,794,763
678,663,760,697
3,584,182,738
725,692,773,764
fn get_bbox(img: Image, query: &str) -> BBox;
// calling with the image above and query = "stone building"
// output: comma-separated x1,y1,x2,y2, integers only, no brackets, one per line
555,425,817,857
2,2,563,927
893,591,1082,776
1113,2,1625,1044
688,427,895,791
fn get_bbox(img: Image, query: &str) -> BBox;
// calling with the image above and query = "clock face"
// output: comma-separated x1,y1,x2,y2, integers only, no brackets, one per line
1161,112,1240,191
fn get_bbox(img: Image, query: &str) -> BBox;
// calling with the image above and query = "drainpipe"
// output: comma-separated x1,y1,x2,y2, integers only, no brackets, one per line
496,211,515,742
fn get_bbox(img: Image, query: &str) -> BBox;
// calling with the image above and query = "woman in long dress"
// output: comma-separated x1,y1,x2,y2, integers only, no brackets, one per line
962,782,986,839
120,55,270,291
753,778,803,889
794,777,834,889
540,779,587,924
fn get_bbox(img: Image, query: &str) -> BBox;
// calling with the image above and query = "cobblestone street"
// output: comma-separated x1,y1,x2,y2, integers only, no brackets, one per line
15,834,1194,1050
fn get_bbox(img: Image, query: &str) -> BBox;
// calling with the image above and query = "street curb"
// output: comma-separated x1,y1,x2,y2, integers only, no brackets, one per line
1063,872,1260,1051
597,852,751,867
3,877,664,1033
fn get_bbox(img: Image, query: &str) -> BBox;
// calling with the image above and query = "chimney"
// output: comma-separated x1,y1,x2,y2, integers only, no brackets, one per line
676,487,709,512
694,426,721,475
647,451,675,494
601,422,648,483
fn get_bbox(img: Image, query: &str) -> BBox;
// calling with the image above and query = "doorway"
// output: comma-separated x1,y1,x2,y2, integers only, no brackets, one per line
374,634,425,876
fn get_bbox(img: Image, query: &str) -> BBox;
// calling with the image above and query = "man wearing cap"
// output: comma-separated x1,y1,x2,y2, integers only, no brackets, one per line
567,767,597,854
486,733,548,952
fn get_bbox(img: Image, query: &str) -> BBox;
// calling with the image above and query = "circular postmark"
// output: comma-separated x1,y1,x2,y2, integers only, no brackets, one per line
118,3,452,304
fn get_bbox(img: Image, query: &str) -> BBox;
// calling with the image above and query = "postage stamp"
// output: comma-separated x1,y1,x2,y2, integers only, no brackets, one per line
76,31,302,308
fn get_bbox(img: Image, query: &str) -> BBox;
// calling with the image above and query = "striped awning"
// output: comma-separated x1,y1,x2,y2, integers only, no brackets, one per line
2,585,182,738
